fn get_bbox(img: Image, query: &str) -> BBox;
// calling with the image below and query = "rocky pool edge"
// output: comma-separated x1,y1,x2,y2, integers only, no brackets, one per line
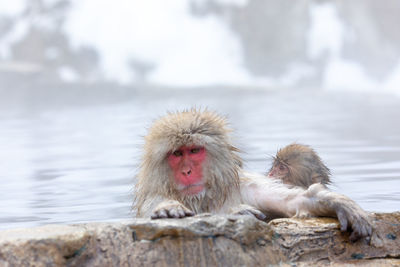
0,212,399,266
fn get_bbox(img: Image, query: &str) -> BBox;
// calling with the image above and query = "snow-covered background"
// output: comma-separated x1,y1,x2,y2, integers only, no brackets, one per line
1,0,400,93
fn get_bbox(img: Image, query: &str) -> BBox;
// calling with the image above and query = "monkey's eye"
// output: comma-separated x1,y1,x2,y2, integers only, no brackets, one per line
279,164,287,171
190,148,200,154
173,150,183,157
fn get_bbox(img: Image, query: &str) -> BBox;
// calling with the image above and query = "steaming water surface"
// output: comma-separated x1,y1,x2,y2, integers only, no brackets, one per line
0,88,399,230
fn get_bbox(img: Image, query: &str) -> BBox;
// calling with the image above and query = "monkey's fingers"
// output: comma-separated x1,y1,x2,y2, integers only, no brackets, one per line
367,224,373,236
236,208,267,221
237,210,252,216
167,206,194,218
338,211,364,241
151,209,169,219
184,210,195,217
168,208,185,218
250,209,267,221
339,208,373,242
349,216,373,241
337,209,348,232
349,225,368,242
169,206,193,218
360,223,371,237
151,208,180,219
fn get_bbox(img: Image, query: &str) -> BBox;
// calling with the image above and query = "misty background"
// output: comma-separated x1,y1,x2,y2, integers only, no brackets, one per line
1,0,400,90
0,0,399,229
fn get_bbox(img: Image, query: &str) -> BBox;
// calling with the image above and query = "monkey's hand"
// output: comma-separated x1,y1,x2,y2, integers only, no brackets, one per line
151,200,194,219
232,204,267,221
306,184,373,241
334,202,373,242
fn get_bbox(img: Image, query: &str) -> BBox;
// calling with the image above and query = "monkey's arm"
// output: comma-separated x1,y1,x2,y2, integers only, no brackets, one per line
241,172,373,240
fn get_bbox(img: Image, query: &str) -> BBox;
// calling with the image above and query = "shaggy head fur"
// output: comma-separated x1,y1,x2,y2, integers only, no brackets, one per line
271,143,331,188
135,109,242,216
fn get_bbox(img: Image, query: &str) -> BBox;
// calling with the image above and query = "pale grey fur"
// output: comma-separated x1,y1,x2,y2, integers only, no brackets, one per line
133,110,373,240
134,109,242,217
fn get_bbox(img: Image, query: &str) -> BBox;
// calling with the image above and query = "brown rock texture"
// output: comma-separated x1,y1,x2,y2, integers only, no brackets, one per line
0,212,399,266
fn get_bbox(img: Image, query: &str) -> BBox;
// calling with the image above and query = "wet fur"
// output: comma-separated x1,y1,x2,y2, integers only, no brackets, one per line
133,109,373,240
134,109,242,216
272,143,331,188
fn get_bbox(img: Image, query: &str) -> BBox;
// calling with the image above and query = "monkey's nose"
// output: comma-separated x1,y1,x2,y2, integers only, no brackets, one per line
181,169,192,176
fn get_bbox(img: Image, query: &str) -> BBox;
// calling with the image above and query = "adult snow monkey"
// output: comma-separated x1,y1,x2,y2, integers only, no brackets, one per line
134,109,372,241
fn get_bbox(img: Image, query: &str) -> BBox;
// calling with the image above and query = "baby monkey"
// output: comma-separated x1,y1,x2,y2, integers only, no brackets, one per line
268,143,331,188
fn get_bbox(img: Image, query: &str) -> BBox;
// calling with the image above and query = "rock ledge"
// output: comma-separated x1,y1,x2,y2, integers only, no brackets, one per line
0,213,399,266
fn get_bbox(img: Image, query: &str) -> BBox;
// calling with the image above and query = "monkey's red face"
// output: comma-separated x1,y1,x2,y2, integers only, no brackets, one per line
167,146,206,195
268,162,289,179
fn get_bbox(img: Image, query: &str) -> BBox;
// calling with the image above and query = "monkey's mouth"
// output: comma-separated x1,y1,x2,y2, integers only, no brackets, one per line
178,183,205,195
